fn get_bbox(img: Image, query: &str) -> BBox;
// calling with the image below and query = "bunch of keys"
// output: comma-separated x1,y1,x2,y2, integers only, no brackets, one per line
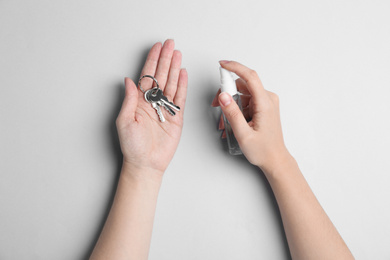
138,75,180,122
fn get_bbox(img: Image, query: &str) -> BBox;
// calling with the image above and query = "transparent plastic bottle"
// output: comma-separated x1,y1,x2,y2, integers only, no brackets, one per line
220,67,243,155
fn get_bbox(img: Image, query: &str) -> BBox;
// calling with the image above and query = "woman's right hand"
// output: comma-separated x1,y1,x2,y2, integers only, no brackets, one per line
212,61,292,173
212,61,355,259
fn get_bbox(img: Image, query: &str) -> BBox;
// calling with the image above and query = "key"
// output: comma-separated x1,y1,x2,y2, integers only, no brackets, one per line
157,100,176,116
144,88,166,122
148,88,180,115
151,102,165,122
159,94,180,112
146,88,177,116
144,88,157,103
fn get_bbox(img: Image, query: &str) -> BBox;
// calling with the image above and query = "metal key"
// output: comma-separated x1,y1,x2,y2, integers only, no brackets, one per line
145,88,175,116
148,88,180,116
158,100,176,116
144,88,166,122
160,93,180,112
151,102,165,122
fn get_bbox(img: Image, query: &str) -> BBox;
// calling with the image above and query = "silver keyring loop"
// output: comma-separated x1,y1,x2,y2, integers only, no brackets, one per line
138,75,159,94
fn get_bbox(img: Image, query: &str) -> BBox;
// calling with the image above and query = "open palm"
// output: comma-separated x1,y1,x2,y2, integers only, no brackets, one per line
116,40,188,173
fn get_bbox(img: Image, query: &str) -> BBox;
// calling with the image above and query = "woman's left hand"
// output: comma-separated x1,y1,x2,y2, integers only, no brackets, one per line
116,39,188,176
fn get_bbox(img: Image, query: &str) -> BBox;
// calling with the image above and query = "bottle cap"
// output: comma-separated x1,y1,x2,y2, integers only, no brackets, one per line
220,67,237,96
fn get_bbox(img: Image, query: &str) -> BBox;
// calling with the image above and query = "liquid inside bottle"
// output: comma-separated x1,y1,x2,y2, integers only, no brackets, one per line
222,93,243,155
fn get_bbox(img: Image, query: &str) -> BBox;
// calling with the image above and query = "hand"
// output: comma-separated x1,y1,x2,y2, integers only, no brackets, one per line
116,39,188,175
212,61,290,171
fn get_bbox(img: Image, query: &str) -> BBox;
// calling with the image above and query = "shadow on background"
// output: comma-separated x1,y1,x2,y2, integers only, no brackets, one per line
83,47,150,260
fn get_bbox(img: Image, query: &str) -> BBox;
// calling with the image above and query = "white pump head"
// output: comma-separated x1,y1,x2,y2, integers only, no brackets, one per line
220,67,237,96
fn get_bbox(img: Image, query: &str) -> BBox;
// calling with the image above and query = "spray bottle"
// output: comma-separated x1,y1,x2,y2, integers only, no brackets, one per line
220,67,243,155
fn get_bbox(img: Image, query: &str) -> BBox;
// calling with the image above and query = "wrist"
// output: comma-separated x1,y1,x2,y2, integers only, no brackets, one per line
120,161,164,184
258,150,297,180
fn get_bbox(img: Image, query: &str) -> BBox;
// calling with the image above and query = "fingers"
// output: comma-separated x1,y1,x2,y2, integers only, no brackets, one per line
139,42,162,91
117,78,139,123
240,94,251,108
211,88,221,107
218,100,250,131
213,89,251,118
154,39,175,90
236,78,250,95
220,61,266,102
164,50,182,100
211,79,250,107
218,92,250,141
139,39,183,102
173,68,188,110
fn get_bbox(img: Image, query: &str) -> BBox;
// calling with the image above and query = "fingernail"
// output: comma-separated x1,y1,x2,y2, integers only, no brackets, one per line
219,92,232,106
219,60,230,65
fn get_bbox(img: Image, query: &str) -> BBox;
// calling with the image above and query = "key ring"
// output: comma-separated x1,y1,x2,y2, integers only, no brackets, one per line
138,75,159,94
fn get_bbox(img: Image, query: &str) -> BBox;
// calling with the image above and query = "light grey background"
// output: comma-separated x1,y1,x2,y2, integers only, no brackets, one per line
1,0,389,259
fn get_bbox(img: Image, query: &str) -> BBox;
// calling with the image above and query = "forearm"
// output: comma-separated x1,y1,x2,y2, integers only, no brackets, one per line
90,163,163,260
262,154,354,260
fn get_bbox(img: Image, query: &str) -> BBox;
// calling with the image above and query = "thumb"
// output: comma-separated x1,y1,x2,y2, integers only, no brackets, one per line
219,92,250,141
118,77,139,122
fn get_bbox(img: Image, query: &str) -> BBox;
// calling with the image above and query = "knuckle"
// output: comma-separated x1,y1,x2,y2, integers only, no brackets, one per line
248,69,259,80
266,91,279,104
271,93,279,103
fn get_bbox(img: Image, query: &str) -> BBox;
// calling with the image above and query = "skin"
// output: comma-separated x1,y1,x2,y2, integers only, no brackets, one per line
90,39,187,260
213,60,354,260
90,40,354,259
